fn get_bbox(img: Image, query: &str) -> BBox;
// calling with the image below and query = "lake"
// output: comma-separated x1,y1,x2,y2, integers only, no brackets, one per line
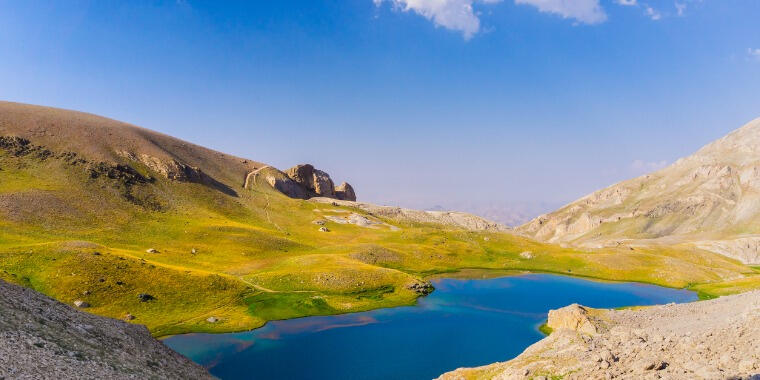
164,273,697,380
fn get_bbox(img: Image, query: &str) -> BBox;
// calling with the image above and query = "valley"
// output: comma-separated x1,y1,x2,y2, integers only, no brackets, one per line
1,103,759,339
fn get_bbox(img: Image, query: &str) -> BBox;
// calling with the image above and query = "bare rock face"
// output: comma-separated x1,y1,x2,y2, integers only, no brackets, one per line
276,164,355,201
335,182,356,201
285,164,336,198
137,154,202,182
312,168,336,198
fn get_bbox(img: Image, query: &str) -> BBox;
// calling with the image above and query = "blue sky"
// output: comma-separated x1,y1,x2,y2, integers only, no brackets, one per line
1,0,759,211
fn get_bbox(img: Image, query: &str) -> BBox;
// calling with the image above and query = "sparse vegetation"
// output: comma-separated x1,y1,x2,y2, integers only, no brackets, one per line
2,102,759,337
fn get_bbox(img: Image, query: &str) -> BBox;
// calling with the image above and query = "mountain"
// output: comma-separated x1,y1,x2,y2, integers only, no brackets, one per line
518,118,760,264
0,101,756,340
0,279,211,379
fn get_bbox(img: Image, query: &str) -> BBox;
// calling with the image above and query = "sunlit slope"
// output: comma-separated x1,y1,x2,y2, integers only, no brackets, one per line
1,101,758,336
519,118,760,264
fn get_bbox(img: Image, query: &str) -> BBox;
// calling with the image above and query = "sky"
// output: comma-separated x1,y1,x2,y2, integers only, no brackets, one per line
1,0,759,215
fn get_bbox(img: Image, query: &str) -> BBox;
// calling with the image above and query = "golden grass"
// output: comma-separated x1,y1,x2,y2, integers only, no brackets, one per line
1,150,759,337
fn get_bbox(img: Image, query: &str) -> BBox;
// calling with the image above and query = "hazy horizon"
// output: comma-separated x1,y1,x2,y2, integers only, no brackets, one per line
1,1,759,213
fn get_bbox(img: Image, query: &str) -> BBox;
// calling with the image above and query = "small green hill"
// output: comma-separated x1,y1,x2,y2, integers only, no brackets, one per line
1,101,758,336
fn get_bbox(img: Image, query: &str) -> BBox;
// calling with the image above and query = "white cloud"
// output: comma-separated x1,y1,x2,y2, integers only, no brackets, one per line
644,6,661,20
748,48,760,62
674,2,686,16
375,0,608,40
615,0,637,6
374,0,500,39
631,159,668,174
514,0,607,24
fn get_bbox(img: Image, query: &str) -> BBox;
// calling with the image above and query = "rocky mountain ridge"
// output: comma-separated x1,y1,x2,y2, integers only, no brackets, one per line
517,117,760,264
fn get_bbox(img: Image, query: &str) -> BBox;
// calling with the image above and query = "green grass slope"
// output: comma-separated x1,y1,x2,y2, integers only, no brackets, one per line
1,102,759,337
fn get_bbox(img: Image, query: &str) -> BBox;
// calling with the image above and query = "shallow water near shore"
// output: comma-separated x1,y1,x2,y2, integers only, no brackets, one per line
164,273,697,380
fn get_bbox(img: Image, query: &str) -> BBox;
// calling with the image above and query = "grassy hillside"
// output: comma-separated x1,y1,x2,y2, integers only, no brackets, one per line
2,102,760,337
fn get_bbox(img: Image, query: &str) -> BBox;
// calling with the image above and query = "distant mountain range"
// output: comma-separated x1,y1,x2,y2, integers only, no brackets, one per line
426,201,563,227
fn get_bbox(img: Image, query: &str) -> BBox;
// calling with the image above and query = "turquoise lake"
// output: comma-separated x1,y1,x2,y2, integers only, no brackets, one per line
164,274,697,380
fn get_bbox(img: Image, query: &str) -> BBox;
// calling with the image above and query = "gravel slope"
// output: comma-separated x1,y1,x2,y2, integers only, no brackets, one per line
440,291,760,379
0,280,212,379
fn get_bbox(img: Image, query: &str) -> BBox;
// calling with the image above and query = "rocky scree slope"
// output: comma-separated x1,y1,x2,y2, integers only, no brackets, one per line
440,290,760,380
518,117,760,264
0,280,211,380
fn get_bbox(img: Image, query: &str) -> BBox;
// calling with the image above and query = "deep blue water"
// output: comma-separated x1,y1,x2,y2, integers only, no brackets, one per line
164,274,697,380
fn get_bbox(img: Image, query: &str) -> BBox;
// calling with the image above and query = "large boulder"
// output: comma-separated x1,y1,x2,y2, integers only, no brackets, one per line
547,304,602,335
335,182,356,201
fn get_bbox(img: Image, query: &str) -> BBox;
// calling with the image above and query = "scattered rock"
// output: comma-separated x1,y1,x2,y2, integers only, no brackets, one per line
124,313,135,321
137,293,155,302
73,300,90,308
645,361,668,371
313,220,326,226
206,317,219,323
520,251,533,259
191,248,197,254
407,280,434,296
146,248,158,254
318,227,330,232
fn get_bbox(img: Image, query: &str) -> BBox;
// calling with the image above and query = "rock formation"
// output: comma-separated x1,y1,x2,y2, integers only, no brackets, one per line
517,117,760,264
285,164,337,198
335,182,357,201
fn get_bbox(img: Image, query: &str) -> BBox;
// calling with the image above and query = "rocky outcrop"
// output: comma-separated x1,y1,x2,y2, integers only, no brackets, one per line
439,291,760,380
335,182,357,201
517,117,760,264
285,164,337,198
0,280,211,379
547,304,604,335
253,164,357,202
136,154,203,182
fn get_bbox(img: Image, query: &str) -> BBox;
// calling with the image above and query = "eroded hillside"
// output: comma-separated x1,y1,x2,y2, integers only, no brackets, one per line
518,118,760,264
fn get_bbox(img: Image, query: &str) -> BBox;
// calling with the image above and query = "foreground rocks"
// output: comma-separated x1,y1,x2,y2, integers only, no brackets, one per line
439,291,760,379
0,280,211,379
